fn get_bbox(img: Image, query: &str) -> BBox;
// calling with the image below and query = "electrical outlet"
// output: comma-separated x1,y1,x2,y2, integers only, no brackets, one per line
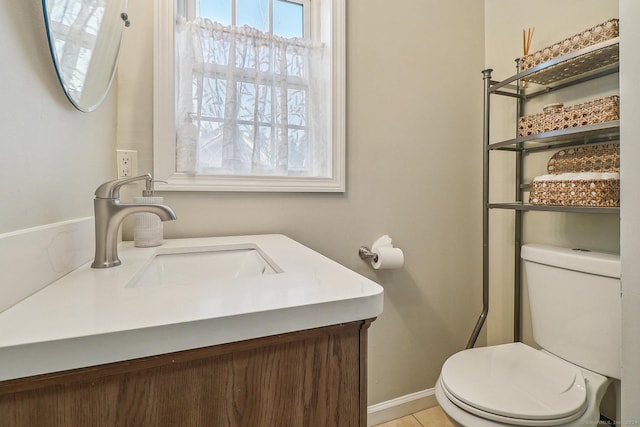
116,150,138,178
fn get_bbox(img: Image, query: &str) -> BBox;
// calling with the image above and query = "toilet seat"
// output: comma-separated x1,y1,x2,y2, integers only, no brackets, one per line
440,343,588,426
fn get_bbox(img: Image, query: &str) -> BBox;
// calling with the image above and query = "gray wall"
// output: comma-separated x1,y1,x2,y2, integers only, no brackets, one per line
0,1,116,235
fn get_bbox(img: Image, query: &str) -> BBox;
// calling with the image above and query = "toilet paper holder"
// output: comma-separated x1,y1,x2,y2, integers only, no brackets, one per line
358,235,404,270
358,246,378,262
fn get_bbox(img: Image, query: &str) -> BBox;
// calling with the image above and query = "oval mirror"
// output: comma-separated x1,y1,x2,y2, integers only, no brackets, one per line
42,0,129,112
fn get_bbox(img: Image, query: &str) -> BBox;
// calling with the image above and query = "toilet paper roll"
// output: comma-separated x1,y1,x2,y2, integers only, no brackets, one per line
372,247,404,270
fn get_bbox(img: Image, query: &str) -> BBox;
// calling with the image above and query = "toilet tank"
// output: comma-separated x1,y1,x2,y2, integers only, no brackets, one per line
521,244,621,379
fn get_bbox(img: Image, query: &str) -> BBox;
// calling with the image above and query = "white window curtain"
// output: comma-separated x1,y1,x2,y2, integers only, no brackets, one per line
176,18,330,177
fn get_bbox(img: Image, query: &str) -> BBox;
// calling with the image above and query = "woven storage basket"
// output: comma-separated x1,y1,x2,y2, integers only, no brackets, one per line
547,144,619,173
529,179,619,207
529,144,620,207
518,95,619,137
519,19,619,72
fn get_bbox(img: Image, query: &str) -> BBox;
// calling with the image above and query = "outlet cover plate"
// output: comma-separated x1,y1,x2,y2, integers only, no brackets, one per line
116,150,138,178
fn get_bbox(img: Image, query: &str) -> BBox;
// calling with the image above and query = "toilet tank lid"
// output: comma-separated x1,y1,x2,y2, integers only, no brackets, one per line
521,244,620,279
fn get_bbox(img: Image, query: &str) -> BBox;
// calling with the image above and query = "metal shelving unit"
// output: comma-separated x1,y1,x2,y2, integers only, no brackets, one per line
488,202,619,214
491,38,619,92
489,120,620,152
466,38,620,349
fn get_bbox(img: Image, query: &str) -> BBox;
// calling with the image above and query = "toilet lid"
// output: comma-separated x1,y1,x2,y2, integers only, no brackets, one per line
440,343,587,424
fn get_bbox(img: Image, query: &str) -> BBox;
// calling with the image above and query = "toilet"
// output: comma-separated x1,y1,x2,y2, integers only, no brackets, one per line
436,243,621,426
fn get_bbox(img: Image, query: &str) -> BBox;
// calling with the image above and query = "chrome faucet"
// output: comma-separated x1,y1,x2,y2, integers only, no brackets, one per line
91,174,177,268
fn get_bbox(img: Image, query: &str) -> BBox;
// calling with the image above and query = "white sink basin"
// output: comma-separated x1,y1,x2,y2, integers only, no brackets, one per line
128,246,280,288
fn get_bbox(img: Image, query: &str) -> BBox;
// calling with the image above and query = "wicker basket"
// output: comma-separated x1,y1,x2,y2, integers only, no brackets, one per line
529,178,619,207
547,144,619,174
529,144,620,207
518,95,619,137
519,19,619,72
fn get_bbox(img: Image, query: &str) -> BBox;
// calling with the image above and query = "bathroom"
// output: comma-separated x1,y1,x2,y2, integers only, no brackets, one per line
0,0,639,425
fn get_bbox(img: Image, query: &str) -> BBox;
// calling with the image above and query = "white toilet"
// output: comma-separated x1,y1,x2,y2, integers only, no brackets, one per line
436,243,621,426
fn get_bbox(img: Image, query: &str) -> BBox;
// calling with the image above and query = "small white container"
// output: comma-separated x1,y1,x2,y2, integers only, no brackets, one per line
134,181,164,247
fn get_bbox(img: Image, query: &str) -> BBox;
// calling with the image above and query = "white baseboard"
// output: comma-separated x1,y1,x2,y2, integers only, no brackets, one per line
367,388,437,426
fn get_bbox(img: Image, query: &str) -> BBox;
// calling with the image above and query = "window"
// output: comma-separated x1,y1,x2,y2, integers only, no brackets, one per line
154,0,345,192
195,0,307,38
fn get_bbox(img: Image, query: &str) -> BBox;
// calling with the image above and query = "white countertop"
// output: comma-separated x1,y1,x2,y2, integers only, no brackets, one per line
0,234,383,381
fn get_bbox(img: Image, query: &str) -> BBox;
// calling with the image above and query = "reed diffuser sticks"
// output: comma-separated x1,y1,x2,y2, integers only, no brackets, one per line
523,27,535,55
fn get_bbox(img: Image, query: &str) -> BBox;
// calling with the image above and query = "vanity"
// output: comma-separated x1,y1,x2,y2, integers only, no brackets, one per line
0,234,383,426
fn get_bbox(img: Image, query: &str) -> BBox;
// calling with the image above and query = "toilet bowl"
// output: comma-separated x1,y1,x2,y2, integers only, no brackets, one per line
435,343,611,426
436,244,620,427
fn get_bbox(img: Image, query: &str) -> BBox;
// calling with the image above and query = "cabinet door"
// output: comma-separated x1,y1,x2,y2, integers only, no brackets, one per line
0,320,373,427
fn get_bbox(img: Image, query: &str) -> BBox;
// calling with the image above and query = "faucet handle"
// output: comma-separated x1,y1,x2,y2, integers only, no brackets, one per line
94,173,152,199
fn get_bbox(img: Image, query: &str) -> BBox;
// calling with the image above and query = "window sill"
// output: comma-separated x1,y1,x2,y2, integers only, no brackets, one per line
154,173,345,192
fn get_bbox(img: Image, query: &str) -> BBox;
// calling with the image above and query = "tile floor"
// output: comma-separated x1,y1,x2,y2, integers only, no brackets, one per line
373,406,456,427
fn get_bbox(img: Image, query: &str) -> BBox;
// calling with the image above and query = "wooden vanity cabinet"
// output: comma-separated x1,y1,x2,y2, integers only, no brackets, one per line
0,319,374,427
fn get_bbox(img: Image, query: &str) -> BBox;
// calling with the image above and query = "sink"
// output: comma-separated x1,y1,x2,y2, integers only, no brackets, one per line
128,245,280,288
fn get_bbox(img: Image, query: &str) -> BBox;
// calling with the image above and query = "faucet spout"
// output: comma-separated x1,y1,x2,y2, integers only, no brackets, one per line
117,202,177,222
91,175,177,269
